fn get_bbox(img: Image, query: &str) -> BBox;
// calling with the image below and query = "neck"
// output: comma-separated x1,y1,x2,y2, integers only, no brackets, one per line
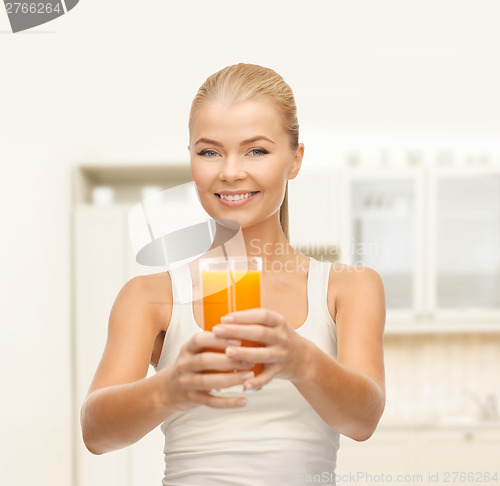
209,212,305,272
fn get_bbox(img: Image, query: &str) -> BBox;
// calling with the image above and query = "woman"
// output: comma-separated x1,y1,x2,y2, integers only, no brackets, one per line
80,63,386,485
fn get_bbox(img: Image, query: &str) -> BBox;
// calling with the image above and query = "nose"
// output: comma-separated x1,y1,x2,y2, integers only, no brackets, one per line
218,155,247,183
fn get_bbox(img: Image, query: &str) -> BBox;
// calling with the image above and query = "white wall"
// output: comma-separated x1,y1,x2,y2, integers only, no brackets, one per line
1,1,499,485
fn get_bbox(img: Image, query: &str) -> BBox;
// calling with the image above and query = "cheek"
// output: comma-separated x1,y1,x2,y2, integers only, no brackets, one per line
258,166,287,190
190,163,213,192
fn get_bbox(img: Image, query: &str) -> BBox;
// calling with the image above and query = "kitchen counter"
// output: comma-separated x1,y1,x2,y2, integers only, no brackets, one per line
377,418,500,429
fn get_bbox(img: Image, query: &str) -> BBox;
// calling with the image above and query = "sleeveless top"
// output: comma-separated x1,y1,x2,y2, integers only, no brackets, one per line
154,256,340,486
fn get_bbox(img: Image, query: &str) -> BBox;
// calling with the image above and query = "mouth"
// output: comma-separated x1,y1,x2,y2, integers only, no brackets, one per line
214,191,260,207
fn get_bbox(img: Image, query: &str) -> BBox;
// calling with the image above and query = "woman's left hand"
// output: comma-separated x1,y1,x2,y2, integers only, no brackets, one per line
212,308,307,391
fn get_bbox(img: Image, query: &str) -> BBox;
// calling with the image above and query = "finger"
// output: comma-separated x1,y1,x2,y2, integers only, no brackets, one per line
224,344,275,364
184,370,256,391
190,351,255,372
242,363,280,391
221,308,282,328
187,390,248,409
184,331,242,354
212,323,275,345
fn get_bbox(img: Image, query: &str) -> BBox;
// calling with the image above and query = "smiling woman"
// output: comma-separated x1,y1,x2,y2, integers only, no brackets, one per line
80,62,386,486
188,95,301,239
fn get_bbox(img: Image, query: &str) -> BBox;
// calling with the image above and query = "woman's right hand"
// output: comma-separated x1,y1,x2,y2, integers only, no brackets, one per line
160,331,256,411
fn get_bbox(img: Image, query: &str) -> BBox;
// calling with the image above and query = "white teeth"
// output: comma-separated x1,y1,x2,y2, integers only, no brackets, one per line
218,192,257,201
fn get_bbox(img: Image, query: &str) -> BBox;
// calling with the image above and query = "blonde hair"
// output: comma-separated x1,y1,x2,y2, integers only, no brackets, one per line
188,63,300,241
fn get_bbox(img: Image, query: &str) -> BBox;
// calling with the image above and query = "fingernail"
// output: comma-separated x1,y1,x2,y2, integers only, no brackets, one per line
227,339,242,346
244,382,255,391
221,315,234,322
212,325,226,334
225,347,237,357
236,398,247,406
239,371,255,380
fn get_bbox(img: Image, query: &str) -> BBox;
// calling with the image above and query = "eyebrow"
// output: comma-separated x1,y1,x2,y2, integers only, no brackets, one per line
194,136,275,147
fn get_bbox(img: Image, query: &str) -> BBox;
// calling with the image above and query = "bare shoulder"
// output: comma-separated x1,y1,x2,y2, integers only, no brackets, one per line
327,263,386,392
327,262,385,325
107,271,174,349
131,271,174,334
83,272,174,397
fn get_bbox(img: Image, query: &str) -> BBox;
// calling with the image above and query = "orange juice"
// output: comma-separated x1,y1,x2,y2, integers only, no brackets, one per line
201,264,263,376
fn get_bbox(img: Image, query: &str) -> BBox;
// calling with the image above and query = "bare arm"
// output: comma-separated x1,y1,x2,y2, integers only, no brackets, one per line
211,264,386,442
81,369,179,455
80,274,256,455
80,275,176,454
291,265,386,441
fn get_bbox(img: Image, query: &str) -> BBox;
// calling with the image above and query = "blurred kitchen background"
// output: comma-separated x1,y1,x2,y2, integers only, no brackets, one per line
1,1,499,485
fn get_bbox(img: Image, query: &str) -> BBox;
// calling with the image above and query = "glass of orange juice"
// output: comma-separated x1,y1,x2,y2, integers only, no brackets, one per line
199,256,263,390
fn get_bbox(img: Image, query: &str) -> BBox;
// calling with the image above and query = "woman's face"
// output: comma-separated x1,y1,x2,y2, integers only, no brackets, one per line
188,98,304,230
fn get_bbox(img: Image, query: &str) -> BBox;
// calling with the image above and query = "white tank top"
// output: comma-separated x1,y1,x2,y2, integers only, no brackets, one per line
154,256,340,486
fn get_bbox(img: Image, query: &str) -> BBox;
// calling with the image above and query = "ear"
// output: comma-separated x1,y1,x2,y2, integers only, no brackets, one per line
287,143,304,181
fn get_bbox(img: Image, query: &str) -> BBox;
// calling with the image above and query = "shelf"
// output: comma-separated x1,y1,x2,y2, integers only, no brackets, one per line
438,212,499,219
385,320,500,335
77,162,191,184
352,212,413,219
377,420,500,430
73,163,192,205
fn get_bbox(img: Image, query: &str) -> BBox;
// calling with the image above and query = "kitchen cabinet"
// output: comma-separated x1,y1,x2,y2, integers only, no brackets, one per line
421,428,500,474
74,204,166,486
336,425,500,485
428,167,500,322
339,167,425,320
74,205,133,486
339,166,500,332
73,164,190,486
336,430,416,482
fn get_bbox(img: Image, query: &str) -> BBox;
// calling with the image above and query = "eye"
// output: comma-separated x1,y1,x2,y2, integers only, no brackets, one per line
196,150,219,158
249,149,269,156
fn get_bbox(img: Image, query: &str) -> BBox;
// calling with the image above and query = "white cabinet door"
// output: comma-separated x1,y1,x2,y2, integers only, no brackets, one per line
421,429,500,476
427,166,500,322
340,168,425,323
288,169,340,247
75,204,167,486
336,430,417,484
340,165,500,331
337,428,500,486
74,205,131,486
124,219,168,486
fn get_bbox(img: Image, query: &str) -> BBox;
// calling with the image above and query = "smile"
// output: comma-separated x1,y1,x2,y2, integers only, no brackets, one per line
214,191,260,207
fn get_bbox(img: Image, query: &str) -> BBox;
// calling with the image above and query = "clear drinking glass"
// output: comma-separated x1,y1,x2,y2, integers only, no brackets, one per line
199,256,263,393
